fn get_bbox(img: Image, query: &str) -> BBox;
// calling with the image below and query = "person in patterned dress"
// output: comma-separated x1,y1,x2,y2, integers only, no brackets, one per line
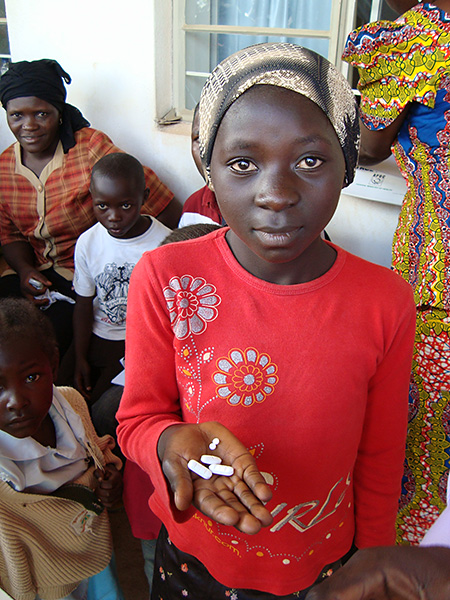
343,0,450,545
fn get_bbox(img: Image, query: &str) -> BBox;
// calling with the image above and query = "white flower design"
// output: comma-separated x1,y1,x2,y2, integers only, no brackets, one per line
213,347,278,407
164,275,221,340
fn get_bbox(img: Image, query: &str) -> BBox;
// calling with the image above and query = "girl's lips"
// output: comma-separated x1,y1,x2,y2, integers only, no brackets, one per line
255,227,301,244
9,415,34,427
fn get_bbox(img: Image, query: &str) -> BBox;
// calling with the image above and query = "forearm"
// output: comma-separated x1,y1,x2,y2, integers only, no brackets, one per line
73,295,94,363
153,197,181,229
358,107,409,166
1,241,37,276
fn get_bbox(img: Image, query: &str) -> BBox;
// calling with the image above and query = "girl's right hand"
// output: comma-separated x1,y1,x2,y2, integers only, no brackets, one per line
157,421,273,535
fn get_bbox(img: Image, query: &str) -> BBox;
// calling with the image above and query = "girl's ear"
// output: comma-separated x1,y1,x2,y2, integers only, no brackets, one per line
51,347,60,382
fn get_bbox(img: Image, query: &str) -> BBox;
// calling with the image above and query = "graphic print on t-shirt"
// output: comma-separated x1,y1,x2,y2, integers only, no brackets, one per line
94,262,135,325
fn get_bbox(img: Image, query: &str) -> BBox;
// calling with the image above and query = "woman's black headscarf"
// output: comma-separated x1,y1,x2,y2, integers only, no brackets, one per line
0,59,90,153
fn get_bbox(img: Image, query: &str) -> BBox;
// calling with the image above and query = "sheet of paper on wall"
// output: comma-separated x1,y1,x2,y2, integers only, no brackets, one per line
344,155,406,206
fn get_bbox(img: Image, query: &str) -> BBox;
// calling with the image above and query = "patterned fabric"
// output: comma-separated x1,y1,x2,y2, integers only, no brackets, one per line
198,43,360,188
0,128,173,278
151,525,355,600
343,3,450,544
397,309,450,544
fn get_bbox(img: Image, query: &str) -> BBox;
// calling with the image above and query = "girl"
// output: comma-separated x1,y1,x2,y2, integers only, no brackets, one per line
117,43,416,599
0,298,123,600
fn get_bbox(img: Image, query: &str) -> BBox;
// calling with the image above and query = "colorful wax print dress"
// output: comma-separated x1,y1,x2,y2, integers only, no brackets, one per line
343,3,450,545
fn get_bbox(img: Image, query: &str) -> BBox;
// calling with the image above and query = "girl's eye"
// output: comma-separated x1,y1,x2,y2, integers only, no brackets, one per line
25,373,40,383
37,112,48,117
228,159,257,173
96,203,107,210
298,156,323,170
122,203,131,210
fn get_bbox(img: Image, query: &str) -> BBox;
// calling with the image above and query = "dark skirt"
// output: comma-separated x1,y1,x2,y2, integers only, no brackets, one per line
151,525,355,600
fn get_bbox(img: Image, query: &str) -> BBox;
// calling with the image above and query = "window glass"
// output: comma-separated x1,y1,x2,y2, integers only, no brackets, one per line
185,31,329,110
0,23,10,55
186,0,332,30
183,0,333,110
0,0,6,19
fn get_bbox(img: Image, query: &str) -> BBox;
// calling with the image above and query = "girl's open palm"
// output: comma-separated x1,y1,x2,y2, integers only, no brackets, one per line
157,421,273,534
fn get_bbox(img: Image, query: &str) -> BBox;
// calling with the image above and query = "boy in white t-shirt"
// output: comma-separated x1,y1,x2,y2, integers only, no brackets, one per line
73,153,171,405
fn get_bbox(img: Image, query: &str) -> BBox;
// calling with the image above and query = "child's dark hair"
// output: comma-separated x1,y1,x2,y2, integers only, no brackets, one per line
91,152,146,191
0,298,58,362
160,223,221,246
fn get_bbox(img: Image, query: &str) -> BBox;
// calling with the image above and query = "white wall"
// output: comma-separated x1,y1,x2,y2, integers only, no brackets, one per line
2,0,401,267
3,0,204,203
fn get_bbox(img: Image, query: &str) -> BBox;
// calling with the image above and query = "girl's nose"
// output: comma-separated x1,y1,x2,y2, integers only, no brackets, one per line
6,389,29,412
255,169,299,211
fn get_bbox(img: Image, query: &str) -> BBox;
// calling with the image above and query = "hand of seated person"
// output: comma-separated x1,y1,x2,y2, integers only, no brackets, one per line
74,358,92,401
157,421,273,535
94,463,123,509
19,267,52,307
305,545,450,600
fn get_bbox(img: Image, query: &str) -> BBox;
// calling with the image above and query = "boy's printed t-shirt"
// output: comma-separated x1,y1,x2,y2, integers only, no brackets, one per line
73,216,171,341
117,228,416,595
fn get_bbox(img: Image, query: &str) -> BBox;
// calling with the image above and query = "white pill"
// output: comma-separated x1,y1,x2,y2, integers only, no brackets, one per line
188,459,213,479
200,454,222,465
208,463,234,476
209,443,217,450
212,437,220,445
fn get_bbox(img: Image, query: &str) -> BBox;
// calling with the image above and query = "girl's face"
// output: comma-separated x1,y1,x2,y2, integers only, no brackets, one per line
0,335,56,440
210,85,346,285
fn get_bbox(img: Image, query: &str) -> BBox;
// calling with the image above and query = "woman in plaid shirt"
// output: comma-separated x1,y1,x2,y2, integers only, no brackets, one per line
0,58,178,358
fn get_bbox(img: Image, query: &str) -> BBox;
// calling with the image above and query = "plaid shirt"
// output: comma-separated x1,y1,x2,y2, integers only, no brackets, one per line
0,127,173,278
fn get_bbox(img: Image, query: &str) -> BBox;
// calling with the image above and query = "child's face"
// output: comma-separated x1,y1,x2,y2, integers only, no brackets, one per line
191,110,203,178
91,174,149,239
0,336,55,439
210,85,346,284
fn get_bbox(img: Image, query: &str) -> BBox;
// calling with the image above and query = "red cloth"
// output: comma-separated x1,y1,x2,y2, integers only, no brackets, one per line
0,128,173,277
179,185,222,225
123,460,161,540
117,228,416,595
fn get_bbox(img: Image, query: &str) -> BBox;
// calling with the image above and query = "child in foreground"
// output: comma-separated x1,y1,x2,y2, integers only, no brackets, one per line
73,152,171,404
0,298,123,600
117,43,416,599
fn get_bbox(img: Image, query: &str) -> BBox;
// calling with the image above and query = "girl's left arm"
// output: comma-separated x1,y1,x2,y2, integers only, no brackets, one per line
352,287,416,547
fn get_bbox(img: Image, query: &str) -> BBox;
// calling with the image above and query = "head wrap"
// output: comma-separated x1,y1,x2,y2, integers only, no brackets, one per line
199,43,360,187
0,59,90,153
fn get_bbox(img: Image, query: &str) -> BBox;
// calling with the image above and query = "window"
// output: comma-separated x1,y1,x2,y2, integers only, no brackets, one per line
171,0,400,119
0,0,10,74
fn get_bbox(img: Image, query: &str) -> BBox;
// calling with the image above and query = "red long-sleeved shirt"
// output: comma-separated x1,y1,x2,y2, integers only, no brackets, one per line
117,228,415,595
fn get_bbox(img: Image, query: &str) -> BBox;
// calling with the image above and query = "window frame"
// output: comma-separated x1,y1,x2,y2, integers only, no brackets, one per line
163,0,388,122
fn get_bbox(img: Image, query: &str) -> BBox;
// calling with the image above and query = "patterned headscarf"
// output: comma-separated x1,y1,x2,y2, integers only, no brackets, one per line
0,59,90,153
199,43,360,187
